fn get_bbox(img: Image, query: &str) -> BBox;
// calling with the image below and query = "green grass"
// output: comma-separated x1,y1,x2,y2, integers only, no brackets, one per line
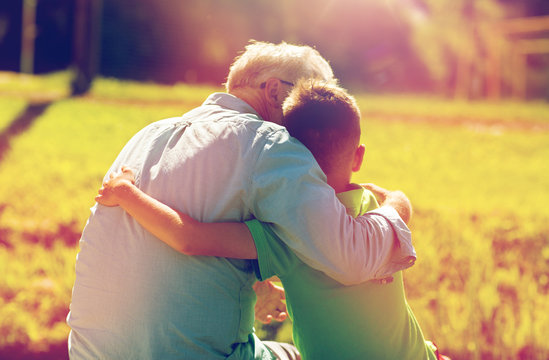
0,98,27,133
0,74,548,359
0,241,75,353
0,97,191,235
0,71,72,99
353,117,549,359
357,117,549,217
89,77,223,103
356,94,549,124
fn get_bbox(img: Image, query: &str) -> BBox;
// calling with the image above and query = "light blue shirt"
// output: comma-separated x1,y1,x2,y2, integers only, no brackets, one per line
67,93,416,359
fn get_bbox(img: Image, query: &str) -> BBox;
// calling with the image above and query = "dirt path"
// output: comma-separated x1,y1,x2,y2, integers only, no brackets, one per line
0,101,53,163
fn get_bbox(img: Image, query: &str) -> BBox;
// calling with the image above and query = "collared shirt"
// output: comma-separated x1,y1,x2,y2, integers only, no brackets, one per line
67,93,416,359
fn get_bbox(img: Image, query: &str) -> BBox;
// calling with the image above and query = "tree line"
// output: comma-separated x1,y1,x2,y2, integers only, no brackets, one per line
0,0,548,98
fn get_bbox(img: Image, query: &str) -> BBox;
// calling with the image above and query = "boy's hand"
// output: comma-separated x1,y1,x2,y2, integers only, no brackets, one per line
95,167,136,207
253,279,287,324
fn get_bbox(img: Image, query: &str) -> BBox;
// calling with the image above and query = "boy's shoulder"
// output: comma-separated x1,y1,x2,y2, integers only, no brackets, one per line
336,185,379,218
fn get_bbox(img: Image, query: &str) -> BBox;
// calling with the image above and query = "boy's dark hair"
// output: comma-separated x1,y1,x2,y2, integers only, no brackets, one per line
282,80,361,174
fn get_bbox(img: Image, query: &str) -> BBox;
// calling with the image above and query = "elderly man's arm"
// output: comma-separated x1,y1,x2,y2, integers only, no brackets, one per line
248,132,416,286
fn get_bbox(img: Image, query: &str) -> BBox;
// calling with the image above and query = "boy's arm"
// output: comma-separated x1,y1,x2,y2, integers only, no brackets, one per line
95,167,258,259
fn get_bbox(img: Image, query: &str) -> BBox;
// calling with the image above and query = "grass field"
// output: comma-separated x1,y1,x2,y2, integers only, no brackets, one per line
0,72,548,359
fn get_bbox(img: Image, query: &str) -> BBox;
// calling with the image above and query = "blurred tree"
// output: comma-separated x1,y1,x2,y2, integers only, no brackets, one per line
71,0,101,95
2,0,549,98
102,0,304,84
0,2,22,72
20,0,36,74
295,0,414,91
259,0,432,93
404,0,504,98
499,0,549,18
35,0,74,73
0,0,73,74
82,0,549,97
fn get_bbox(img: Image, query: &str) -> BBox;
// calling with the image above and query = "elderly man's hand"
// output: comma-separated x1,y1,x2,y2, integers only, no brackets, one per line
253,278,287,324
361,183,412,224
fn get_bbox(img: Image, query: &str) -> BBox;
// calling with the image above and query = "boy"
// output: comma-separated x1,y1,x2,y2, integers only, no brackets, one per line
96,80,446,359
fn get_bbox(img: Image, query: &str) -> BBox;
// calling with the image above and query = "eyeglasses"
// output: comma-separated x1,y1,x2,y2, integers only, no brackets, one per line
260,79,295,89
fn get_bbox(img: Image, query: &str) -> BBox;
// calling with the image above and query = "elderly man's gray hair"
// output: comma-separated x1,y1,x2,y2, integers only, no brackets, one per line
225,40,335,93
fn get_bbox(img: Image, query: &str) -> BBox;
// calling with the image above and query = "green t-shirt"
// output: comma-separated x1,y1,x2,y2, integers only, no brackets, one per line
246,187,437,360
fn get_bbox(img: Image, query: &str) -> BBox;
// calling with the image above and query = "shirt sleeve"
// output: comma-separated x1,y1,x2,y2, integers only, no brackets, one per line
246,131,416,285
365,206,416,276
245,219,299,281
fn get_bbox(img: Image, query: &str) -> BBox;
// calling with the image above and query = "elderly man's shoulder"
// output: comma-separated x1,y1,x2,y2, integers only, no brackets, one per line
254,120,288,137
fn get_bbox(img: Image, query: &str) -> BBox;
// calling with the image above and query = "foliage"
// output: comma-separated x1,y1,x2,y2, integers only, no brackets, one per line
96,0,549,97
406,0,503,92
0,76,548,359
5,0,549,98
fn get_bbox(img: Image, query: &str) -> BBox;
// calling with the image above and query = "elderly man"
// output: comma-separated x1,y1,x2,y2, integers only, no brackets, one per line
67,41,415,359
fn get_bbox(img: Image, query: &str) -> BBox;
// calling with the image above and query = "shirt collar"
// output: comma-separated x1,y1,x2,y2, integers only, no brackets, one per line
203,92,262,120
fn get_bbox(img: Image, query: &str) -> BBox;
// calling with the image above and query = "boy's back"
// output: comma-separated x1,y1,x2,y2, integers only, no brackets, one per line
248,187,434,359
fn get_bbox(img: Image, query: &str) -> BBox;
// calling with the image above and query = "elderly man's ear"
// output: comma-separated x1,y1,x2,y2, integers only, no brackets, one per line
262,78,284,107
